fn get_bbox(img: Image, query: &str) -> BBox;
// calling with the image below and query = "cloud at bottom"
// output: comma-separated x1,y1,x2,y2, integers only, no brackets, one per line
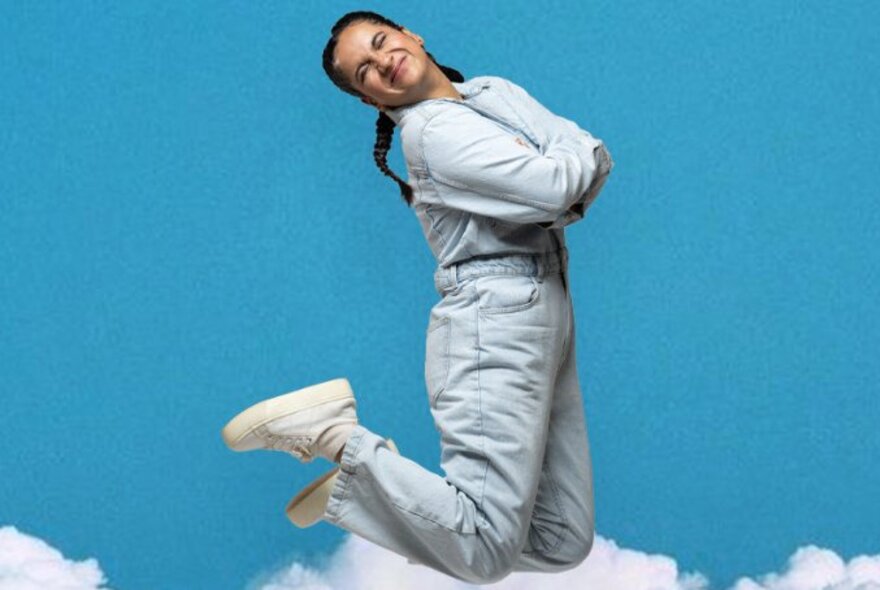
251,533,880,590
0,526,112,590
2,524,880,590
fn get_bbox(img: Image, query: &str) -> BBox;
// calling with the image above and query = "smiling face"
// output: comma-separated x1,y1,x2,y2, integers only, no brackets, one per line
333,20,457,111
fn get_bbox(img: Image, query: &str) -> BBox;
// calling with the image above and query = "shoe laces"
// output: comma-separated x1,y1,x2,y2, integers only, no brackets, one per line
253,424,315,462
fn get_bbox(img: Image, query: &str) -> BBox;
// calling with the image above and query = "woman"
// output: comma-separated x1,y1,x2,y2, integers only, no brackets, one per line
221,10,614,584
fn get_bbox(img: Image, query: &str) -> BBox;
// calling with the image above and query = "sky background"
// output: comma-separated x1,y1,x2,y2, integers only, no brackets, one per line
2,1,878,589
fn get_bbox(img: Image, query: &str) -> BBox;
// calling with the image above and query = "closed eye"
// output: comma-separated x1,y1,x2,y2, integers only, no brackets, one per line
358,33,386,84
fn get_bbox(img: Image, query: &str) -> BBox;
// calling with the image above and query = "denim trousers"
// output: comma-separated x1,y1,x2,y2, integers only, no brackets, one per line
321,246,595,585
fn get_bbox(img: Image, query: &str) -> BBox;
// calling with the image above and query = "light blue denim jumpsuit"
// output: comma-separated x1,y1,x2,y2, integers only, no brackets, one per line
321,75,614,584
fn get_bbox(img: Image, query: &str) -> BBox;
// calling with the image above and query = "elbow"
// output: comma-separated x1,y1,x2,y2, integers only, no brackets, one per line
541,143,604,212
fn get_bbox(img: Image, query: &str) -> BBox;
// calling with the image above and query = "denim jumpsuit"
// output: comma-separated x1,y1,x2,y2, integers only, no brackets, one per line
321,75,614,584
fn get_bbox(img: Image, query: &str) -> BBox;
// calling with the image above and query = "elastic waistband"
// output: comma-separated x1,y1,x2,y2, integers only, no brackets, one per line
433,248,569,295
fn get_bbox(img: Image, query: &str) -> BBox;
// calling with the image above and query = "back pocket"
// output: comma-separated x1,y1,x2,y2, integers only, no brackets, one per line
424,316,450,406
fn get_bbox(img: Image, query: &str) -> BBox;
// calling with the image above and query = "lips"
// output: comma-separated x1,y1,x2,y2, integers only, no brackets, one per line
391,56,406,84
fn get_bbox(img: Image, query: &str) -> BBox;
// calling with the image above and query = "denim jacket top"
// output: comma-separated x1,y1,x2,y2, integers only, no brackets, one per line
385,75,613,269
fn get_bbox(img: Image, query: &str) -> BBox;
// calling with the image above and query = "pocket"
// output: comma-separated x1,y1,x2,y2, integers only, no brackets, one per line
474,274,540,314
424,316,450,406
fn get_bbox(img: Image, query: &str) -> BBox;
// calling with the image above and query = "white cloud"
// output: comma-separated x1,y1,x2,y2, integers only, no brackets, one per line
729,546,880,590
253,533,880,590
3,523,879,590
250,533,707,590
0,525,112,590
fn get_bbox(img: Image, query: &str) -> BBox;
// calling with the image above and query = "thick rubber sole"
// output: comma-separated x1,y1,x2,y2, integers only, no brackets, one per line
221,377,354,451
285,438,399,528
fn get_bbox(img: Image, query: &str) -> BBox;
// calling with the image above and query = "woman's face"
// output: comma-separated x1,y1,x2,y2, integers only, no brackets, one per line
334,21,434,111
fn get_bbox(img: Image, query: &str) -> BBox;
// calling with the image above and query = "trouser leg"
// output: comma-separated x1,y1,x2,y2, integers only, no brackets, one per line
511,287,596,572
321,270,568,585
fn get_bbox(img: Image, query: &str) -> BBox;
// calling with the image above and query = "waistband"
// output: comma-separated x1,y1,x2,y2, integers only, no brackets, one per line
433,248,569,295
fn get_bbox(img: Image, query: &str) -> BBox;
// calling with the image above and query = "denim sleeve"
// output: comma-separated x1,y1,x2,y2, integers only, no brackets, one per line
536,144,615,229
497,77,593,146
499,78,614,229
420,106,603,225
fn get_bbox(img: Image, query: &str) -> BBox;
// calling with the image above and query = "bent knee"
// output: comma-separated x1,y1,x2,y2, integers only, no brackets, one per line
455,533,525,585
450,561,514,585
554,524,595,569
461,548,519,585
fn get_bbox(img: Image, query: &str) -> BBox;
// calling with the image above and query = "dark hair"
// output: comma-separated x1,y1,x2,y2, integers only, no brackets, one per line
322,11,464,206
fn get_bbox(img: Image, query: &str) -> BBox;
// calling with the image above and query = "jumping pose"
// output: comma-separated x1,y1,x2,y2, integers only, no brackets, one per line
222,10,613,585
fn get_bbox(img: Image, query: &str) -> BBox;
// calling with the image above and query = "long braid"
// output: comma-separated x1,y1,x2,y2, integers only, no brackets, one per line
323,11,464,207
373,111,412,205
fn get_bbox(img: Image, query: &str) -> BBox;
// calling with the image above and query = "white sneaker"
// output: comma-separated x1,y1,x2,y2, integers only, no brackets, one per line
221,377,357,463
285,439,400,528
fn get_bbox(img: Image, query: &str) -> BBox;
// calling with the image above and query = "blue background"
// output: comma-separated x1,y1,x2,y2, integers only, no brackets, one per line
2,1,878,589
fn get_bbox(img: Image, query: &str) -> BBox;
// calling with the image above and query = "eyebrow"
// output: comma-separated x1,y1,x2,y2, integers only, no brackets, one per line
355,31,383,84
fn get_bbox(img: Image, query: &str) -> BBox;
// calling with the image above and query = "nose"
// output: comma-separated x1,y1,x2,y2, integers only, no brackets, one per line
381,54,395,78
379,54,395,80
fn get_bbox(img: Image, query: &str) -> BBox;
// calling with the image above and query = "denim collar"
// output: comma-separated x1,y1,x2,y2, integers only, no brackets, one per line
384,77,491,126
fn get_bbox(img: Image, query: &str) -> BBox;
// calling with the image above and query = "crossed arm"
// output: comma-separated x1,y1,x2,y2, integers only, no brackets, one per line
419,78,613,228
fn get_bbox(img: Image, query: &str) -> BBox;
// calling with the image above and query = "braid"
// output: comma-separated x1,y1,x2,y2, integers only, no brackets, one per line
373,111,413,205
323,11,465,207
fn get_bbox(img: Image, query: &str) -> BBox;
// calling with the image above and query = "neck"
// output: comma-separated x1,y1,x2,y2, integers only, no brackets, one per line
421,63,463,101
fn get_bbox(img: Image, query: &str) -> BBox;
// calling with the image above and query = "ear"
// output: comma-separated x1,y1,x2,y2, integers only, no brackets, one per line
400,27,423,46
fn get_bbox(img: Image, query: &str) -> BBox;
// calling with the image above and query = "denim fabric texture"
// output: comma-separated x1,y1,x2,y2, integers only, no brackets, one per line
320,76,605,584
387,74,614,267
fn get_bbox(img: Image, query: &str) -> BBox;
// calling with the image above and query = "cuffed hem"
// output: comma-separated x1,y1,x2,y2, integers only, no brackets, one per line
322,423,368,524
